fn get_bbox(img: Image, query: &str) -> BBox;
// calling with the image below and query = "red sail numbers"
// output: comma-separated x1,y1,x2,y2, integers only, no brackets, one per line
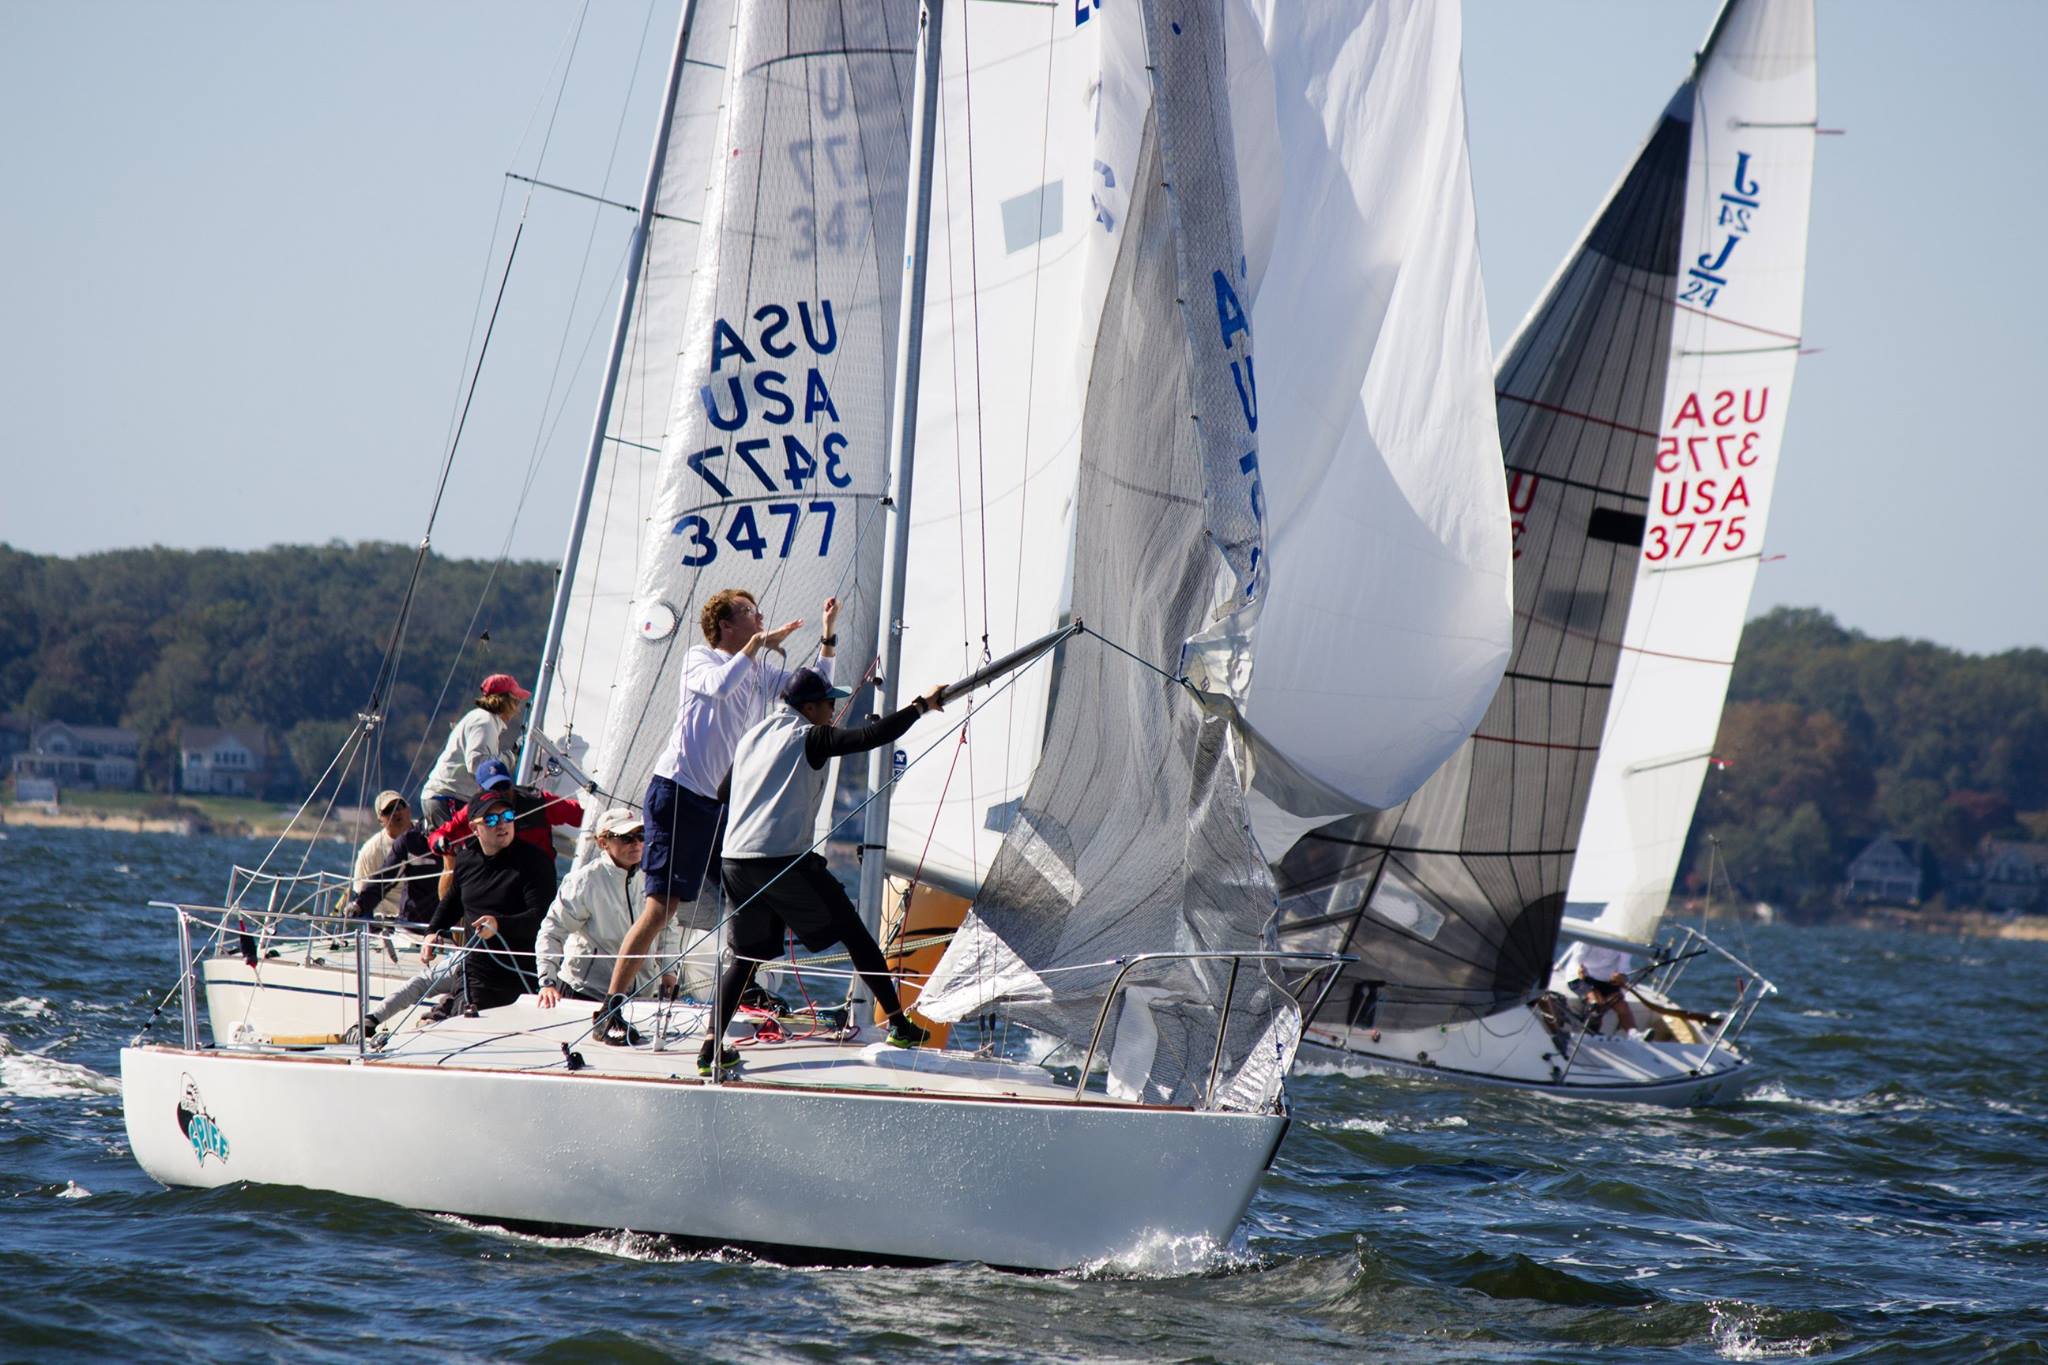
1646,387,1769,562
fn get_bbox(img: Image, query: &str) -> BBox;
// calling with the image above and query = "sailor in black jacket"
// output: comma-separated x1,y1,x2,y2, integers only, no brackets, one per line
421,791,555,1012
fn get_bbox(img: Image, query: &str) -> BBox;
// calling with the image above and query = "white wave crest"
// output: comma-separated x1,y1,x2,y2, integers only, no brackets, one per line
2,997,52,1018
426,1215,730,1264
1070,1226,1258,1280
1708,1300,1837,1359
0,1035,121,1099
1744,1081,1931,1116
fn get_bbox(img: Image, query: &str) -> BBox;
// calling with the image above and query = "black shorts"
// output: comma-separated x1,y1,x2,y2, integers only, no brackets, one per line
722,853,862,963
643,774,725,903
1575,975,1625,1001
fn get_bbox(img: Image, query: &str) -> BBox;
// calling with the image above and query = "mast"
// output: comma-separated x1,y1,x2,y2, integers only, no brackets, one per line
520,0,700,783
856,0,946,948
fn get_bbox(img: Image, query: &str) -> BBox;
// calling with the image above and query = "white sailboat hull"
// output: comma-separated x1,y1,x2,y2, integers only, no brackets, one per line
122,1042,1286,1271
200,945,416,1045
1301,1002,1751,1108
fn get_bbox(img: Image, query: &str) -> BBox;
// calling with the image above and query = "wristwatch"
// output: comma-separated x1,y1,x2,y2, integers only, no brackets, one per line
820,633,838,646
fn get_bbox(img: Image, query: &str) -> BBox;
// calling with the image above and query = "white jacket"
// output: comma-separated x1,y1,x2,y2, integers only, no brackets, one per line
535,852,681,997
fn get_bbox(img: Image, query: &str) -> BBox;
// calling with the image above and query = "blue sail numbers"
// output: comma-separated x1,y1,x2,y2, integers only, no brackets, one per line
1680,151,1761,309
675,299,855,568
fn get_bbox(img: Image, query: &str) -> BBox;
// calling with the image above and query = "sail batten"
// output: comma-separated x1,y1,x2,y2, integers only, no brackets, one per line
1567,0,1817,946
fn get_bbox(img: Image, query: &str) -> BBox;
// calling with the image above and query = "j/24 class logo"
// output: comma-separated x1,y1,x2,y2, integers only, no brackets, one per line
176,1072,230,1167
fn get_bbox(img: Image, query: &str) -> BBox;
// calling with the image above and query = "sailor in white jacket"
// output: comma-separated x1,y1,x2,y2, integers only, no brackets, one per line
535,807,682,1006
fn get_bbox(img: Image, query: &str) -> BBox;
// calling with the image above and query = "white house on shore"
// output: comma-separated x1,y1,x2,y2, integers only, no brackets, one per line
1839,836,1929,906
10,722,141,791
179,725,271,796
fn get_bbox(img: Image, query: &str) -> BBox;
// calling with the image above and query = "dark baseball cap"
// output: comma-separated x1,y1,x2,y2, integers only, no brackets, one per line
781,668,851,708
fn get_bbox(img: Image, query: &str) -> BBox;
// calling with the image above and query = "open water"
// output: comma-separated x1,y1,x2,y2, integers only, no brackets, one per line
2,823,2044,1362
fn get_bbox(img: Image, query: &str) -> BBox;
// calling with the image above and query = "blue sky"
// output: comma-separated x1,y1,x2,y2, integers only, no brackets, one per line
0,2,2040,655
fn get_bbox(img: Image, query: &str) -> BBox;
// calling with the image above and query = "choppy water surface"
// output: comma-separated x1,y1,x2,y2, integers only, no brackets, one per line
3,824,2044,1361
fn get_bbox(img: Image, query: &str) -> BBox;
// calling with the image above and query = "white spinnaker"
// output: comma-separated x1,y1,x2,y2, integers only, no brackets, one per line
882,6,1101,900
1568,0,1817,946
537,2,739,795
1229,0,1512,834
588,5,917,819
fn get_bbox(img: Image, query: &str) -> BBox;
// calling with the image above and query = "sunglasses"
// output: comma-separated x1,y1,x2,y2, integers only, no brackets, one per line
609,831,645,844
479,810,518,829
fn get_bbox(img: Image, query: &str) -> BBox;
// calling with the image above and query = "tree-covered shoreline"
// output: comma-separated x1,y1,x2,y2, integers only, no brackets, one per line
0,542,553,797
6,544,2044,910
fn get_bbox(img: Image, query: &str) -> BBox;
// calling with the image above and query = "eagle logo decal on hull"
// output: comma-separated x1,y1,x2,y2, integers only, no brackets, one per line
175,1073,230,1167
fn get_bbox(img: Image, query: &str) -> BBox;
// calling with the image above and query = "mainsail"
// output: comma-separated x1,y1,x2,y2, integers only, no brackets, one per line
919,0,1288,1108
573,5,917,823
1567,0,1819,947
1273,56,1696,1032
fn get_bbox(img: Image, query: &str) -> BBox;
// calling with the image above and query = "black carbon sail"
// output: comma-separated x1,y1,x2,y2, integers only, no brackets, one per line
1274,86,1695,1034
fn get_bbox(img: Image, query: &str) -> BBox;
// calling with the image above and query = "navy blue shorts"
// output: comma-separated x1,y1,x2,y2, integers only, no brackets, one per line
642,774,725,904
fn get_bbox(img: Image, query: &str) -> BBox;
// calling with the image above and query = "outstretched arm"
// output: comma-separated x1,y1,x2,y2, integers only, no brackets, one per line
801,686,946,768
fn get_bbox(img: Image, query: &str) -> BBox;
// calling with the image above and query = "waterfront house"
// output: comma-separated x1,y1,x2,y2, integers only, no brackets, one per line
1839,836,1928,906
178,725,272,797
10,721,142,791
1955,838,2048,913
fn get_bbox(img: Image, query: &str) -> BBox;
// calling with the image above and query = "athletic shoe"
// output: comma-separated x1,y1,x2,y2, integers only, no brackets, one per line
594,994,646,1047
697,1040,741,1077
885,1018,930,1049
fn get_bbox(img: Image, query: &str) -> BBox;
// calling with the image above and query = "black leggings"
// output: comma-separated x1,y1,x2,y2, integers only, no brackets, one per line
714,854,905,1043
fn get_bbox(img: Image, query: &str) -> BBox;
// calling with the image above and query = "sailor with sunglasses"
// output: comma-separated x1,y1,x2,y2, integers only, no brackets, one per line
418,791,556,1013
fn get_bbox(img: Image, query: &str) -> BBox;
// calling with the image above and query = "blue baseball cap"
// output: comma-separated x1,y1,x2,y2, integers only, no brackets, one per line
473,757,514,791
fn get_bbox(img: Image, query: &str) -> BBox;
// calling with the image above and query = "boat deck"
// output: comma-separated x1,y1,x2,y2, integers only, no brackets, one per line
257,996,1107,1107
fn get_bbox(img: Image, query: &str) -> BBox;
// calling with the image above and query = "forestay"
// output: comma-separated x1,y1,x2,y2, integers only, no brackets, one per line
1567,0,1818,947
881,5,1101,901
581,5,917,824
1274,66,1695,1032
919,0,1292,1110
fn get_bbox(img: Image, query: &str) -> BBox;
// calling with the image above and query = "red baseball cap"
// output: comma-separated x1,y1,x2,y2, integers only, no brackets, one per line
480,673,531,699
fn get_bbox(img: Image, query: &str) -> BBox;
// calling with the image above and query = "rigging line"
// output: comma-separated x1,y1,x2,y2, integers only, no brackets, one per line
529,0,596,186
938,67,975,673
503,171,701,225
1076,624,1186,690
1678,343,1799,357
248,717,373,876
1002,5,1059,784
1508,603,1731,670
402,237,633,792
589,646,1063,1050
958,3,991,650
1495,389,1661,443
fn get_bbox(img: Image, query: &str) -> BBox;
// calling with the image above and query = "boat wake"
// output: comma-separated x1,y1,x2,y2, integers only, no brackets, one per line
0,1035,121,1099
1069,1227,1266,1281
1743,1080,1932,1116
426,1215,740,1265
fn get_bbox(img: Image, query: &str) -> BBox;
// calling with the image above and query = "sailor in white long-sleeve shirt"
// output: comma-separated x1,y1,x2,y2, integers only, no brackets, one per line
535,807,681,1005
593,587,838,1046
